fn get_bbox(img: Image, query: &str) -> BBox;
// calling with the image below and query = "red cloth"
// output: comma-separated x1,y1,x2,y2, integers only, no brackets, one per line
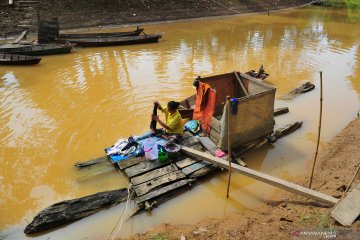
193,82,216,134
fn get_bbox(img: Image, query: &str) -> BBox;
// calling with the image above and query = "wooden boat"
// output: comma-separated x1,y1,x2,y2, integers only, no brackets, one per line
57,34,162,48
0,43,72,56
0,53,41,65
59,27,144,39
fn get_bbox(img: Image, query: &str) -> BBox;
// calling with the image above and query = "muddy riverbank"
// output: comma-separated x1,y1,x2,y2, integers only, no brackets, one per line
120,116,360,240
0,0,313,36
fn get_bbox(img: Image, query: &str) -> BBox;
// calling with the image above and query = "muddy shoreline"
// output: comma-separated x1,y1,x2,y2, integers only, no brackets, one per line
0,0,313,37
120,116,360,240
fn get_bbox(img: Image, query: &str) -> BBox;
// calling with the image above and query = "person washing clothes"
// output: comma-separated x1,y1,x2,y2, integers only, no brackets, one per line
151,101,183,141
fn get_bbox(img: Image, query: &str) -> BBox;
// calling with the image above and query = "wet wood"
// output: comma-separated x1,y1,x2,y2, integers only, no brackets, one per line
74,156,108,168
198,136,218,155
125,159,171,178
272,121,303,139
182,161,212,175
189,165,218,178
282,82,315,99
234,157,247,167
136,179,195,204
24,188,128,234
175,157,200,169
181,146,339,206
180,136,199,147
132,170,186,196
331,184,360,226
274,107,289,116
117,156,145,170
130,164,178,185
181,131,194,140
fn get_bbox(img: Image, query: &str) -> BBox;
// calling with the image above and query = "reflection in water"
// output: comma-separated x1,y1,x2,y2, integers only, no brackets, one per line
1,6,360,240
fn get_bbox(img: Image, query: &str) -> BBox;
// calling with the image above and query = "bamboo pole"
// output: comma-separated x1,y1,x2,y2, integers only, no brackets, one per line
309,71,323,189
226,96,232,198
341,163,360,200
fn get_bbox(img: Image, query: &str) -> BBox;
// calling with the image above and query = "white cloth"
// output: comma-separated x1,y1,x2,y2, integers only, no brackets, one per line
107,138,129,156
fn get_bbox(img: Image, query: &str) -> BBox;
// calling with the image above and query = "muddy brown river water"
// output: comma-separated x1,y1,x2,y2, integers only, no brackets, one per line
1,6,360,240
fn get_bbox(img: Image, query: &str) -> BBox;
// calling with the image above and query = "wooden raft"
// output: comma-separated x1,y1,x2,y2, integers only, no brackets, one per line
117,132,219,210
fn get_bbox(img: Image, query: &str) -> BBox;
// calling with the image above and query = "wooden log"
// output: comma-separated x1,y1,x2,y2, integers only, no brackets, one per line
124,159,170,178
130,164,178,185
274,107,289,116
281,82,315,99
180,136,199,147
331,184,360,226
24,188,128,234
74,156,108,169
132,170,186,196
136,179,195,204
180,146,339,205
117,156,145,170
272,121,303,139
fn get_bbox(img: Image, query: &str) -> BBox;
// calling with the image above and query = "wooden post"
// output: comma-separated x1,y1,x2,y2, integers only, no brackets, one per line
226,96,231,198
309,71,323,189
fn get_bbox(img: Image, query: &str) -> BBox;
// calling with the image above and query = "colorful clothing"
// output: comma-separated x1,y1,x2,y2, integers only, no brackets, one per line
160,106,183,134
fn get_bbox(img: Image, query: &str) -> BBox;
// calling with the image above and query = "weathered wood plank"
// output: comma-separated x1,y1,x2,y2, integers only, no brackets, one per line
181,131,194,140
117,156,146,170
124,159,170,178
175,157,200,169
130,164,178,185
209,128,220,144
24,188,128,234
180,136,199,147
181,146,339,206
331,184,360,226
199,137,217,155
189,165,218,178
211,117,221,133
75,156,108,168
136,179,195,204
182,161,212,175
132,170,186,196
190,143,204,151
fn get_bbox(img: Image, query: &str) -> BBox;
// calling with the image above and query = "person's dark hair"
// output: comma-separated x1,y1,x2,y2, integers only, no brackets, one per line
168,101,180,110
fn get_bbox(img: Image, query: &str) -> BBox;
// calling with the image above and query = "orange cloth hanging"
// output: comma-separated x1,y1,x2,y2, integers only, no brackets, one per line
193,82,216,134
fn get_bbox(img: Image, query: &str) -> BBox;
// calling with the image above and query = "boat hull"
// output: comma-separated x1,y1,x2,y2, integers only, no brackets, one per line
59,28,144,39
0,53,41,65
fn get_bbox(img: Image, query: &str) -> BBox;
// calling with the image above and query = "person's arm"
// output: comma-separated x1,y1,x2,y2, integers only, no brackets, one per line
152,114,170,130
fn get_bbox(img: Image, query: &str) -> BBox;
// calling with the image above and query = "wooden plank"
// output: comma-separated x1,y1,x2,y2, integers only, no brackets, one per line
181,131,194,140
331,184,360,226
189,165,218,178
234,71,249,96
190,143,204,152
211,117,221,133
209,128,220,143
180,136,199,147
175,157,200,169
199,137,217,155
136,179,195,204
124,159,170,178
130,164,178,185
132,170,186,196
182,161,212,175
181,146,339,205
117,156,145,170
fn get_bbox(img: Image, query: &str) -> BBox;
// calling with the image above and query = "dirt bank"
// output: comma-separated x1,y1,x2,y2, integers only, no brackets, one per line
120,115,360,240
0,0,312,36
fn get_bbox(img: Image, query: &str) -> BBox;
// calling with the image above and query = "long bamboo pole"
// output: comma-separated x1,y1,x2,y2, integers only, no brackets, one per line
226,96,232,198
309,71,323,189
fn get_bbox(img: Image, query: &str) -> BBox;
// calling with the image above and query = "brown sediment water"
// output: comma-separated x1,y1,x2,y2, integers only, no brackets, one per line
1,6,360,240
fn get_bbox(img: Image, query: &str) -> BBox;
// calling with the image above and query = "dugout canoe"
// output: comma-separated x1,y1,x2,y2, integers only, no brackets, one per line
0,43,72,56
0,53,41,65
59,27,144,39
57,34,162,47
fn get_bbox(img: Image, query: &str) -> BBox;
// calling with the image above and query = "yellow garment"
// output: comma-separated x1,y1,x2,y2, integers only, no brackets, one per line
160,106,183,134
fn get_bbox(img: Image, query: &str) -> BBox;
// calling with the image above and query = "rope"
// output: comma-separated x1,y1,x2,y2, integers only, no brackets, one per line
106,169,133,240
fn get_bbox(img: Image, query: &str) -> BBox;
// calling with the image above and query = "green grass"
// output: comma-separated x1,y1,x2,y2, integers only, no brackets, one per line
147,233,168,240
325,0,360,8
